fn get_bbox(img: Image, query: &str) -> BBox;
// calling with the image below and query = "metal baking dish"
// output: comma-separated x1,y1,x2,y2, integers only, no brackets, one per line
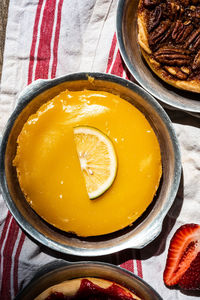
116,0,200,114
0,72,181,257
15,261,162,300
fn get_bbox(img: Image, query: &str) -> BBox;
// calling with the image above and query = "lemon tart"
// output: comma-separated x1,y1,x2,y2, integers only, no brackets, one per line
13,90,162,237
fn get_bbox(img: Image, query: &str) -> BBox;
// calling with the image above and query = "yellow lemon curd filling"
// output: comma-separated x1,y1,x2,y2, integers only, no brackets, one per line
13,90,162,237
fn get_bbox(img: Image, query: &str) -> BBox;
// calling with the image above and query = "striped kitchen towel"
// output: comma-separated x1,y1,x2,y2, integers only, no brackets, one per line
0,1,200,299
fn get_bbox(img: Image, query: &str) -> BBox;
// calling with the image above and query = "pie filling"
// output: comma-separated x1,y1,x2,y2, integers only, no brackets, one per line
138,0,200,91
13,90,162,237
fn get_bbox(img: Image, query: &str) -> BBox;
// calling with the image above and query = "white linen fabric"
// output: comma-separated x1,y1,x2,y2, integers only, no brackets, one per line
0,0,199,299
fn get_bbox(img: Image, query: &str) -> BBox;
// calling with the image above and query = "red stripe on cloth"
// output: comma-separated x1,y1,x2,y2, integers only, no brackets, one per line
0,211,11,251
0,211,12,270
136,259,143,278
34,0,57,80
106,33,117,73
11,0,58,296
1,1,59,299
13,232,26,296
120,260,134,273
51,0,64,79
28,0,44,84
110,49,124,77
1,219,19,300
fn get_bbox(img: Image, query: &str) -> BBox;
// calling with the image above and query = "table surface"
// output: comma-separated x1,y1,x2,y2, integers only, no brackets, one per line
0,1,199,299
0,0,9,80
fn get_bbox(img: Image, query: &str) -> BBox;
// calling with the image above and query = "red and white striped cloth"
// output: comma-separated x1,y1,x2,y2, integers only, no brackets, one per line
0,1,199,299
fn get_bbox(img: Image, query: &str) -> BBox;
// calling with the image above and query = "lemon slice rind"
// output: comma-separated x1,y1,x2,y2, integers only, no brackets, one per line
73,126,117,199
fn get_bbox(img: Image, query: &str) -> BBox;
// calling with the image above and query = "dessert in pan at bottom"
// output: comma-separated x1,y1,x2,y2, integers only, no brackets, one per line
35,277,142,300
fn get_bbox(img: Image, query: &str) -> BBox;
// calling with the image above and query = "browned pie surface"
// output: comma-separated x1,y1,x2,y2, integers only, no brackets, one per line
137,0,200,92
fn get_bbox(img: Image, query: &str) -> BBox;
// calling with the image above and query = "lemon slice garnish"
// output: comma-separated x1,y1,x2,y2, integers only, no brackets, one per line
74,126,117,199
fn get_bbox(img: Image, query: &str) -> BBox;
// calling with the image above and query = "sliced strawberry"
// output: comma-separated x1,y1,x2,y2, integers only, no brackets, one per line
178,252,200,290
163,223,200,289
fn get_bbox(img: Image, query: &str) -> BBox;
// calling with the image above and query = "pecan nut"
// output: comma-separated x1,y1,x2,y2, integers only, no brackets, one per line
192,50,200,69
154,47,191,66
193,34,200,49
172,21,194,43
185,28,200,49
164,66,189,79
172,20,184,40
149,20,172,46
148,5,163,32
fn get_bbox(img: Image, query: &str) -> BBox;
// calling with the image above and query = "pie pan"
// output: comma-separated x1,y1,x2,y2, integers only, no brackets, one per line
0,72,181,257
116,0,200,114
15,261,162,300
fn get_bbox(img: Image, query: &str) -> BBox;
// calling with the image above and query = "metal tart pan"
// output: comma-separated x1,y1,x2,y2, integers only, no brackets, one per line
15,261,162,300
0,72,181,257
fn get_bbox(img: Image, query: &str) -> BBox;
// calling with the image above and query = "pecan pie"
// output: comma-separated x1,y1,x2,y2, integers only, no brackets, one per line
137,0,200,92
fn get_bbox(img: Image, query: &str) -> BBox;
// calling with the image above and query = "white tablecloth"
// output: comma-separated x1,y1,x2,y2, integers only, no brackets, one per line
0,1,199,299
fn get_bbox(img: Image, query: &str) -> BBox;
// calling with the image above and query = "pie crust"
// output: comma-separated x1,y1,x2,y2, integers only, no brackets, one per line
137,0,200,93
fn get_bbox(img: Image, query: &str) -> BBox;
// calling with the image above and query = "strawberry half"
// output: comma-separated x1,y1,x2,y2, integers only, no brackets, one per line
178,252,200,290
163,223,200,290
